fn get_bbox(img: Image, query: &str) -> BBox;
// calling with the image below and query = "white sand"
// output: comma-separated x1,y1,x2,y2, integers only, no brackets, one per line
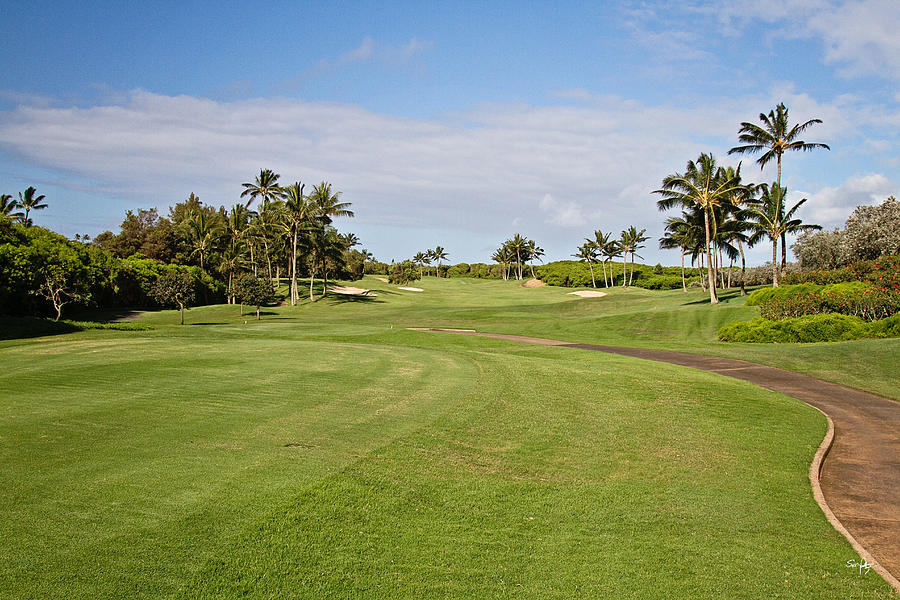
398,286,424,292
567,290,607,297
330,286,376,296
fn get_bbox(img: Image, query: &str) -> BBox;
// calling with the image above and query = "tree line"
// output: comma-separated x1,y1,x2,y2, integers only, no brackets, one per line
0,170,371,321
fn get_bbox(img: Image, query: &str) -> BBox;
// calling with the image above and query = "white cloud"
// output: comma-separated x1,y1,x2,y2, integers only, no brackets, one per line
796,173,897,226
539,194,589,227
0,88,894,263
707,0,900,81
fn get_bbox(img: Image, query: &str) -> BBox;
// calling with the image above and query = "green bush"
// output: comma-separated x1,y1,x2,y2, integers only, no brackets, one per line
718,313,871,343
868,314,900,338
634,275,685,290
746,283,823,306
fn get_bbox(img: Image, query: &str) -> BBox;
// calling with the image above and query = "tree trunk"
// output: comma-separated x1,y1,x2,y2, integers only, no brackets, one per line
780,231,787,275
772,238,779,287
703,209,719,304
738,240,747,296
290,229,298,306
588,262,596,288
680,247,686,292
622,252,627,287
629,254,635,286
179,303,185,325
601,259,608,288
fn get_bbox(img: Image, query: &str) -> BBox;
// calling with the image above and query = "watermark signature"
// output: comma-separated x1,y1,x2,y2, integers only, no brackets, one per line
846,558,871,575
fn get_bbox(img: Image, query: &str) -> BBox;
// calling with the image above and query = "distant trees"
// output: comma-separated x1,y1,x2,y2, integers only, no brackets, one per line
493,235,541,281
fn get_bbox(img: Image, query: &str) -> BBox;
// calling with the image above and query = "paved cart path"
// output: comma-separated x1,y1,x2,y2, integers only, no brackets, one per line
413,329,900,591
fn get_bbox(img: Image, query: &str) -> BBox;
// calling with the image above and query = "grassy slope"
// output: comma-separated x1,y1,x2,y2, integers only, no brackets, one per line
0,277,895,598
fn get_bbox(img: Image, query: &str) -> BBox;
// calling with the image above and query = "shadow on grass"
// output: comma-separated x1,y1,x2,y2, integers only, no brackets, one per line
681,289,746,306
0,316,80,340
325,294,385,305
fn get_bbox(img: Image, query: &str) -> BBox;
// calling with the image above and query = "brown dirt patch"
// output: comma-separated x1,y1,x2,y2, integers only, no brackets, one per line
521,278,546,288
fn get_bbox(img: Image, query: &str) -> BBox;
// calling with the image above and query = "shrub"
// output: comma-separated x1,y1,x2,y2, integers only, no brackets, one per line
634,275,684,290
746,283,824,306
717,314,870,343
868,314,900,338
388,260,420,285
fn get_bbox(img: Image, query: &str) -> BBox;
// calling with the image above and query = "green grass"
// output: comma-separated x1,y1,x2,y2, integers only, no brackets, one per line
0,276,896,598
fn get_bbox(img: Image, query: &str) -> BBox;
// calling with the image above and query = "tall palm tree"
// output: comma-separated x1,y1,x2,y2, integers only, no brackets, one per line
654,153,744,304
659,215,696,292
241,169,284,209
281,182,316,305
1,194,23,221
507,234,529,280
307,182,353,299
590,230,612,287
728,103,829,190
744,182,821,287
573,243,598,288
525,239,544,278
432,246,448,277
18,187,47,225
622,226,649,285
413,252,427,277
600,238,622,287
492,246,513,280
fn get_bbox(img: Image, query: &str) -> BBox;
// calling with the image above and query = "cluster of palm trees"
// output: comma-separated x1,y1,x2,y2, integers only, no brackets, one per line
1,187,47,226
492,234,544,280
656,103,828,304
181,169,355,306
412,247,449,277
574,226,649,288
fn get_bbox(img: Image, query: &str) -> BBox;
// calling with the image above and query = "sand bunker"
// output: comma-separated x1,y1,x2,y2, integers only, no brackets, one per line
376,277,389,282
567,290,607,297
398,286,424,292
330,286,376,296
522,278,546,288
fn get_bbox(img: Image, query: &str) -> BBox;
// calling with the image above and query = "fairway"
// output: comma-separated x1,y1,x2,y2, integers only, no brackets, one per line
1,277,896,598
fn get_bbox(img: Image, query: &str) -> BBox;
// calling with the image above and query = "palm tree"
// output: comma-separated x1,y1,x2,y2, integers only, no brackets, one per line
241,169,284,209
659,215,695,292
307,182,353,299
525,239,544,278
600,238,622,287
281,182,316,305
507,234,529,280
622,226,649,285
573,243,598,288
423,250,434,277
18,187,47,225
728,103,829,190
432,246,448,277
590,230,612,287
184,209,224,271
1,194,23,221
744,182,821,287
654,153,744,304
491,246,513,280
413,252,427,278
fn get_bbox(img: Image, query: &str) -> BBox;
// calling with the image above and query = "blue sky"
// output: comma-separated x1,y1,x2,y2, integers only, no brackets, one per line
1,0,898,265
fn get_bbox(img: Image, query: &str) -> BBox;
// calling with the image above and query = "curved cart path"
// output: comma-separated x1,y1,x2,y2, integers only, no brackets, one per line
414,329,900,591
